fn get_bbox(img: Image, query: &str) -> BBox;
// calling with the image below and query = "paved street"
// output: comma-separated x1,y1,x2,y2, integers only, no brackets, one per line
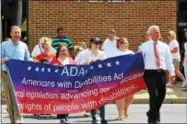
1,104,187,123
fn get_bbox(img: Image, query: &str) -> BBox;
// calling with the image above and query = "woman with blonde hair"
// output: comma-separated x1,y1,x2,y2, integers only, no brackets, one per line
35,37,56,64
74,45,84,57
79,41,87,50
167,30,186,88
32,37,56,59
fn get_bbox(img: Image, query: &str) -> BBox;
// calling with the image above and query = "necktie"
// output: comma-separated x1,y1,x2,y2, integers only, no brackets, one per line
154,42,161,68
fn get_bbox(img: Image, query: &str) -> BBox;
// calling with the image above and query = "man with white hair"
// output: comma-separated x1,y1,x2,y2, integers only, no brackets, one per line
167,30,185,88
1,26,31,123
140,25,175,124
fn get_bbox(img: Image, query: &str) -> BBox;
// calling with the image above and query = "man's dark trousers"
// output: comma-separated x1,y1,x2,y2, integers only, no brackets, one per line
144,69,166,123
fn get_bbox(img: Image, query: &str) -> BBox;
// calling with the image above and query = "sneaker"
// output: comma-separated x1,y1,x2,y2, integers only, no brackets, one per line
60,119,66,124
15,117,23,124
60,118,70,124
181,82,187,88
166,83,173,88
92,117,98,124
182,88,187,92
101,119,107,124
15,114,23,124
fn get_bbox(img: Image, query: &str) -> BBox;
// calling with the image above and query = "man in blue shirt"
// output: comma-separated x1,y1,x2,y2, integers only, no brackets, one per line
1,26,31,123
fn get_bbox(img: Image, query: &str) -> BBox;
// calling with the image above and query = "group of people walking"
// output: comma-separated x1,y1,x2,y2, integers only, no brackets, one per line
1,25,187,124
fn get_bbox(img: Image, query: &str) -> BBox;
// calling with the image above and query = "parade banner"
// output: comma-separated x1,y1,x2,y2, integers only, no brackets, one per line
6,53,146,114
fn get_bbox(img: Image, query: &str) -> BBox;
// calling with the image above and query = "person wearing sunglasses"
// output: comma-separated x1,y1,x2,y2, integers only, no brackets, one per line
75,37,107,124
114,37,134,120
75,37,106,65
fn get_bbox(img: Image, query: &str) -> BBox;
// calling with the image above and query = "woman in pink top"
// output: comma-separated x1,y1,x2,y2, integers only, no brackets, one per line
50,44,76,123
50,44,76,66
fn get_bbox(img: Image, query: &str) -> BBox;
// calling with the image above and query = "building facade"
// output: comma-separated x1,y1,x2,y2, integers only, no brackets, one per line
1,0,28,41
28,0,176,51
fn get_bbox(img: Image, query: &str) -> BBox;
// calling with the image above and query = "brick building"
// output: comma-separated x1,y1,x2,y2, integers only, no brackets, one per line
28,0,176,51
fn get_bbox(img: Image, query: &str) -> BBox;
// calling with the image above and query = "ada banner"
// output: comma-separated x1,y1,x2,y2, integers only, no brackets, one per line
6,53,146,114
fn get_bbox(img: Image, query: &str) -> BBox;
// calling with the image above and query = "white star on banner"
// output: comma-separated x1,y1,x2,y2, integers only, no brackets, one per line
98,64,102,68
115,61,120,65
54,69,59,73
35,67,39,72
47,68,51,72
107,62,112,67
27,66,32,71
90,66,94,70
41,68,45,72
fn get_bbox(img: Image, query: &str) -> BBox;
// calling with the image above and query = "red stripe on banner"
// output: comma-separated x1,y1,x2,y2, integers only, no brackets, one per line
17,77,146,114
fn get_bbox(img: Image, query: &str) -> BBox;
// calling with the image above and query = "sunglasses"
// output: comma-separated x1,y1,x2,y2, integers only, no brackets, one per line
93,42,101,45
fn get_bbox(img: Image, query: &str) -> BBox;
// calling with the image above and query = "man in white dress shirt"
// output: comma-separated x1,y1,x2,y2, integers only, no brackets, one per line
140,25,175,124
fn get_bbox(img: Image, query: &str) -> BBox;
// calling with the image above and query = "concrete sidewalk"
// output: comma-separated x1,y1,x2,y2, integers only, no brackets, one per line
134,83,187,104
1,104,187,123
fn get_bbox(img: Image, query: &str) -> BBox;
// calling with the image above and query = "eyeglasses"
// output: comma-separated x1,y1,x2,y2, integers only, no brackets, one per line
59,49,67,52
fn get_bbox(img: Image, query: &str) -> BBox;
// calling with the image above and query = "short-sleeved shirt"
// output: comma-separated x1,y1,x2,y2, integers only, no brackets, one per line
1,40,31,71
169,40,181,61
115,49,134,56
75,49,107,64
31,44,56,58
36,52,56,64
50,57,76,66
52,36,73,50
102,38,117,58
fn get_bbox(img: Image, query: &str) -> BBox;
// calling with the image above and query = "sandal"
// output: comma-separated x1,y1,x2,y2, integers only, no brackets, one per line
117,116,124,121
